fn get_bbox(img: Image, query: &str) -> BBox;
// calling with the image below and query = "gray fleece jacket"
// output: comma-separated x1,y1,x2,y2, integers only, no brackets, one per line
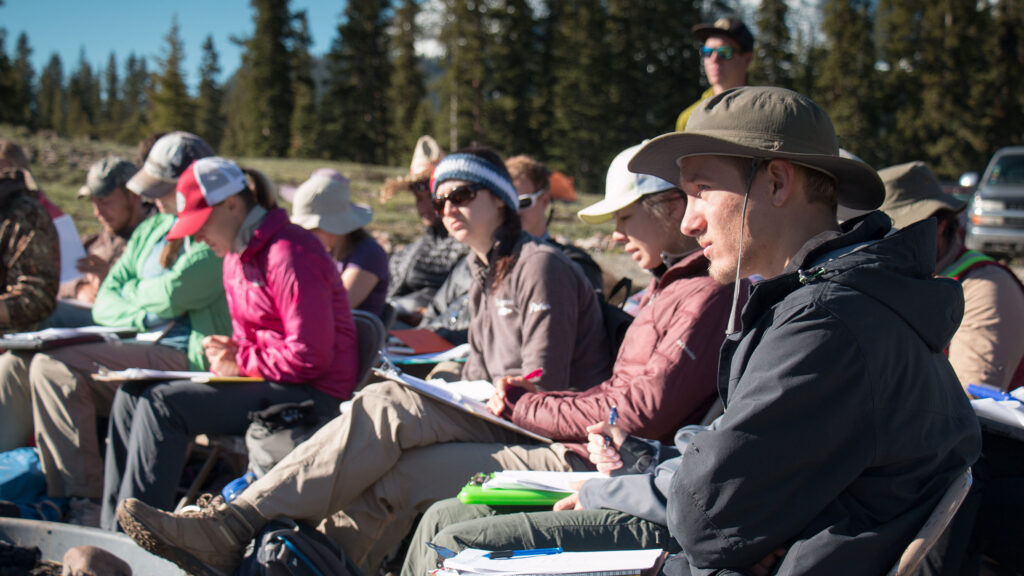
462,232,611,392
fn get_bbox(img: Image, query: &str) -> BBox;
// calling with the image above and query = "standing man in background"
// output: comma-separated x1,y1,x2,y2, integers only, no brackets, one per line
675,17,754,132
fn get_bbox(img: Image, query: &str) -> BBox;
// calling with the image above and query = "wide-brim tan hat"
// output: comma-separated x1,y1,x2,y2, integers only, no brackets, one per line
291,172,373,235
380,135,446,203
629,86,885,211
878,161,965,229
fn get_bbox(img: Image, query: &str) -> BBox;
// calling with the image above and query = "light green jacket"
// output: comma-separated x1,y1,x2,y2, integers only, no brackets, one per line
92,213,231,370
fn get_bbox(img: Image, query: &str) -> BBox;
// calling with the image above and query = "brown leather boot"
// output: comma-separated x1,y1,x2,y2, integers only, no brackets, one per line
117,497,265,576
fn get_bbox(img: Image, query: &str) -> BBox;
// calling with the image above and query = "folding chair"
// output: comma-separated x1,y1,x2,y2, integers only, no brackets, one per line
887,467,973,576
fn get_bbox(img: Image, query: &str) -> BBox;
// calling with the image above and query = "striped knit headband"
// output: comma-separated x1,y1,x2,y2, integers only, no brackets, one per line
430,153,518,211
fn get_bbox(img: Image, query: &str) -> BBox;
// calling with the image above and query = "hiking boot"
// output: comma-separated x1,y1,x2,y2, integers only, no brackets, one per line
117,497,266,576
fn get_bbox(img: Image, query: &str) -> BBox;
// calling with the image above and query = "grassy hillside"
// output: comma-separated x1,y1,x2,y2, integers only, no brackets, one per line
0,126,616,251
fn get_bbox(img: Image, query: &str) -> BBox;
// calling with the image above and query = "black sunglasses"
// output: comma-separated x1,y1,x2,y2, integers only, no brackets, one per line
433,183,487,214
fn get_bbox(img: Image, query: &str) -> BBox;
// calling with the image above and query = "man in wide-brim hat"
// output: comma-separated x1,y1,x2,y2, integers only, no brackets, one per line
614,85,981,574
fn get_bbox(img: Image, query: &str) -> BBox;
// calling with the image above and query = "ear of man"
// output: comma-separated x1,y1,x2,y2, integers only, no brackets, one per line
764,159,796,208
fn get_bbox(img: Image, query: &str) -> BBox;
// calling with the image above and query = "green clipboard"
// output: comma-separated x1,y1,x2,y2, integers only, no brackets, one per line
456,472,571,506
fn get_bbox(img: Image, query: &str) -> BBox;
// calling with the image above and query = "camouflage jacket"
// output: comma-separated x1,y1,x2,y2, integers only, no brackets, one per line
1,169,60,332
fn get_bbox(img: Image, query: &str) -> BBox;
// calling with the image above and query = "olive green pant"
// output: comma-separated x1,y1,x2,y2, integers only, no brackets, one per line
401,497,681,576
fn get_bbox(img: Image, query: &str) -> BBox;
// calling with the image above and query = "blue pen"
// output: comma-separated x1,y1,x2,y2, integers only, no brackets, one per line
967,383,1021,403
486,547,563,559
604,405,618,448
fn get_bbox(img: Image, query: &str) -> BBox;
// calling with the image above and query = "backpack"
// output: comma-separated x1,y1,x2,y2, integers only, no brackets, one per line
245,401,326,478
601,277,635,357
236,519,362,576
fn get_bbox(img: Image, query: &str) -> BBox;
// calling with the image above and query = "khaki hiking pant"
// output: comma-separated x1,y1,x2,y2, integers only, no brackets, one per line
240,379,588,573
0,351,35,452
29,341,187,498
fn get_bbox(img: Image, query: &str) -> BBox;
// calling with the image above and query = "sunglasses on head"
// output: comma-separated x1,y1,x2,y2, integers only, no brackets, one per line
700,45,735,60
433,183,487,213
518,189,547,211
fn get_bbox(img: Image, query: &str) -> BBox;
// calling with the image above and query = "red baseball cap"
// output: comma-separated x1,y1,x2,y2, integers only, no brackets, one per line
166,157,248,240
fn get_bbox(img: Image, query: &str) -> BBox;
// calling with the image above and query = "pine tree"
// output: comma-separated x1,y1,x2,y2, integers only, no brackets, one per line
288,10,319,158
10,32,35,127
387,0,427,163
37,53,65,132
67,48,99,137
149,16,194,134
103,53,119,125
0,30,13,124
241,0,294,157
195,36,226,151
875,0,926,167
119,54,151,143
984,0,1024,152
486,0,539,156
321,0,392,162
816,0,880,165
749,0,793,87
437,0,489,151
546,0,610,188
915,1,995,177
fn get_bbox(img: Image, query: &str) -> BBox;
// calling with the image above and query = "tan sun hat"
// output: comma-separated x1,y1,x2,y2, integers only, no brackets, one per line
628,86,885,211
291,170,373,235
878,161,965,229
380,135,447,203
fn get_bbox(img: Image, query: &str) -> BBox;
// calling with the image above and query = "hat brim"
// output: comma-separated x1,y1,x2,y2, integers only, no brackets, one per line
166,207,214,241
628,132,885,211
293,203,373,236
127,170,176,199
77,185,93,199
884,197,966,230
577,193,643,224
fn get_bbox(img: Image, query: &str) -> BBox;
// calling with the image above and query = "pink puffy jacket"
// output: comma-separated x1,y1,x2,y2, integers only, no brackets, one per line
224,208,358,399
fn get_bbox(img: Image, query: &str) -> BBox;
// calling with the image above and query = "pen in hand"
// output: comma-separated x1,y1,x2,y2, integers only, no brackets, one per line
604,405,618,448
523,367,543,381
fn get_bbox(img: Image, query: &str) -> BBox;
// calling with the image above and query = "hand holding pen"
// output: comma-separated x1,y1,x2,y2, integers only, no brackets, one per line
585,406,626,474
487,368,543,416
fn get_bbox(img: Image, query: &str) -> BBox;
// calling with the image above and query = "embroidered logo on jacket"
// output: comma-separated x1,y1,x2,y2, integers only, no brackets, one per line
496,298,515,316
528,301,551,313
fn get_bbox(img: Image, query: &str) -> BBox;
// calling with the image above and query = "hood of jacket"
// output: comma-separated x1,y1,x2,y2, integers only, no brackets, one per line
741,210,963,353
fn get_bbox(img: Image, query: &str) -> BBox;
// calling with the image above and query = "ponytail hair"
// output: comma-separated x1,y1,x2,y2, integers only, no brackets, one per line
237,167,278,211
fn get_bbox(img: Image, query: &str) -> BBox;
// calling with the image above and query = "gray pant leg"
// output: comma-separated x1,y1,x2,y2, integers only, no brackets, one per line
403,498,505,576
101,381,148,531
412,508,679,576
36,300,96,329
111,379,335,521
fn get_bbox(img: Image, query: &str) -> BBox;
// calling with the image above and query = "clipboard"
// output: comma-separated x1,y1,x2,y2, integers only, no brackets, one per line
0,326,137,351
373,358,551,444
92,367,265,384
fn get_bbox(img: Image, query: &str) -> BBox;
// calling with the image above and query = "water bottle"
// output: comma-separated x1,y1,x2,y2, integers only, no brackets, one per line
221,471,256,503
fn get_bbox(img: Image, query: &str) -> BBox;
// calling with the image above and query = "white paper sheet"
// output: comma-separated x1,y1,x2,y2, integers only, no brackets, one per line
482,471,605,493
1,325,133,342
388,343,472,364
53,214,87,284
373,365,551,443
443,548,664,575
971,398,1024,429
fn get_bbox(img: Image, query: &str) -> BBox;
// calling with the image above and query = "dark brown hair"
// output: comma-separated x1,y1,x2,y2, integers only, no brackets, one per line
237,167,279,211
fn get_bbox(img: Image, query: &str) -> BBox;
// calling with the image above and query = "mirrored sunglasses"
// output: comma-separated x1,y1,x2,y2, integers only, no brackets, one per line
700,45,735,60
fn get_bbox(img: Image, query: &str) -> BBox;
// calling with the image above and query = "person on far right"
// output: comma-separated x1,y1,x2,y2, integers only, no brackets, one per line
878,160,1024,393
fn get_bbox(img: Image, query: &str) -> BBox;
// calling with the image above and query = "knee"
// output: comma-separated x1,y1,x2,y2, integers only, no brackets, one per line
28,353,75,396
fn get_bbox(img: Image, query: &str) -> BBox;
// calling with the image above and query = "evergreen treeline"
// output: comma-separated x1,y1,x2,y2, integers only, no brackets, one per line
2,0,1023,186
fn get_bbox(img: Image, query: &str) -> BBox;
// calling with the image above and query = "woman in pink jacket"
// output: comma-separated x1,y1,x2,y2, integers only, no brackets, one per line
101,157,357,529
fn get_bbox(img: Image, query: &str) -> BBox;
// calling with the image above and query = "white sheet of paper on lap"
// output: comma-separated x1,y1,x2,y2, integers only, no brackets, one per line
53,214,88,284
443,547,664,576
482,470,605,493
972,398,1024,429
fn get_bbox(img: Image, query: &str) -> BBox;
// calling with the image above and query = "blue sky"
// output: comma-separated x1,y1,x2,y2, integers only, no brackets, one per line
1,0,347,89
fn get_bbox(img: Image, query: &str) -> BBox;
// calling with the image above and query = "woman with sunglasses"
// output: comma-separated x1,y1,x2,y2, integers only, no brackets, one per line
102,157,358,530
431,147,611,392
116,148,614,576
